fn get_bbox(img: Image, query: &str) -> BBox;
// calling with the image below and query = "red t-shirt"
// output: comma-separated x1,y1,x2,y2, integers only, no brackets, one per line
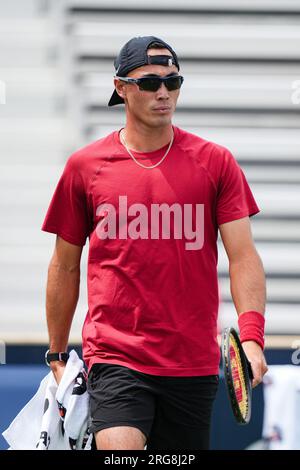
42,126,259,376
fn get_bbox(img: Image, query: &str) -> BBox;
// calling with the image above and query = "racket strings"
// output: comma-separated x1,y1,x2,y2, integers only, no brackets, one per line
229,336,249,419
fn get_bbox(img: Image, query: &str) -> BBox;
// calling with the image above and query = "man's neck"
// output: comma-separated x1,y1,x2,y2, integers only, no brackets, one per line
121,122,173,152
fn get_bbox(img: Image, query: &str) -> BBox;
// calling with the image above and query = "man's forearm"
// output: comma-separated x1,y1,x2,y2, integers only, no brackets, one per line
229,249,266,315
46,258,80,352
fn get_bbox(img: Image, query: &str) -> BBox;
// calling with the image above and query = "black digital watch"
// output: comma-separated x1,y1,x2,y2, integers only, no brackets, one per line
45,349,69,366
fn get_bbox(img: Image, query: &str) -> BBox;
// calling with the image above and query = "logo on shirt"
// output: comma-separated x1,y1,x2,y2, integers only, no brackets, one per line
95,196,204,250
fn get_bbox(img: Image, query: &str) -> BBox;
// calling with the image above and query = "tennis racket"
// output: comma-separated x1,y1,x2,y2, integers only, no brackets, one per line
221,327,254,425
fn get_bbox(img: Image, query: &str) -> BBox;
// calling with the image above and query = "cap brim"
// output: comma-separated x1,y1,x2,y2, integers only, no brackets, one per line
108,89,125,107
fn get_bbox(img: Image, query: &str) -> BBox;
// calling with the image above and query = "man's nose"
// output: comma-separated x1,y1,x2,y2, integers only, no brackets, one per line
156,82,170,99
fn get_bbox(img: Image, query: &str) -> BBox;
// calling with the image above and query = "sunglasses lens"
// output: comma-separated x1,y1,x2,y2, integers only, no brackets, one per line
165,76,183,91
139,78,161,91
138,76,183,92
139,75,183,91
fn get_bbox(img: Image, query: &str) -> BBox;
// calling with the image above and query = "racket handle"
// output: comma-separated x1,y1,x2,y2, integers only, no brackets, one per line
246,358,254,381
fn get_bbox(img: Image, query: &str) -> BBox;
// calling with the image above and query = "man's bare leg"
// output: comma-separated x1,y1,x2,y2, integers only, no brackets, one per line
95,426,147,450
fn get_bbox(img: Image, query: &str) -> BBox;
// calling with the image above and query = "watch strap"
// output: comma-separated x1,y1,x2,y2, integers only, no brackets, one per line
45,349,69,366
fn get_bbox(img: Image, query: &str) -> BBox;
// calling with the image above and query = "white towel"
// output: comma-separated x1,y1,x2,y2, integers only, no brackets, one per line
2,350,92,450
262,365,300,450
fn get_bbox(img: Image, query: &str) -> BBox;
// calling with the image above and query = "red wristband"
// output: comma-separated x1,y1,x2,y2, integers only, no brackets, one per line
238,310,265,350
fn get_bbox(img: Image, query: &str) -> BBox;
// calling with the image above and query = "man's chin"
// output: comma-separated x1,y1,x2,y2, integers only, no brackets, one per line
149,113,173,128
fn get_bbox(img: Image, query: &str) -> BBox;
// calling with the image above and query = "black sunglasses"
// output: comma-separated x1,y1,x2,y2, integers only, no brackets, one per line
116,75,184,92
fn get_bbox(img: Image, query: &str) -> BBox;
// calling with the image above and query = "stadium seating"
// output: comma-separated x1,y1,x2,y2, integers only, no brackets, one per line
0,0,299,342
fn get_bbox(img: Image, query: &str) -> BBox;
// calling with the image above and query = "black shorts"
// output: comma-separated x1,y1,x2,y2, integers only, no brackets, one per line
87,363,219,450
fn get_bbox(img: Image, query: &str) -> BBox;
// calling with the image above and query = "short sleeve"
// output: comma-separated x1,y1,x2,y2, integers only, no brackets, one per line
41,156,92,246
216,149,260,226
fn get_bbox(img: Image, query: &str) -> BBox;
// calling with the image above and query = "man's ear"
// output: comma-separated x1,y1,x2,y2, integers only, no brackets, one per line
114,78,126,100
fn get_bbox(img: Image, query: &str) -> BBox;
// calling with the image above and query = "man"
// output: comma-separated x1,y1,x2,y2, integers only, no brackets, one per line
42,36,268,450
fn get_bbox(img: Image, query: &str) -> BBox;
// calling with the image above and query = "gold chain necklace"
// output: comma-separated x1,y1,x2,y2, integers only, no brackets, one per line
120,128,174,169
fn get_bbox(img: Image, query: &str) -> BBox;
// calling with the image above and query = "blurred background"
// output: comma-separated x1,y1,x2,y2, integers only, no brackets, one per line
0,0,300,450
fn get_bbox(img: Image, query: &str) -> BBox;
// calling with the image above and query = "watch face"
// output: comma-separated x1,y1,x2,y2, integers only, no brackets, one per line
45,349,50,366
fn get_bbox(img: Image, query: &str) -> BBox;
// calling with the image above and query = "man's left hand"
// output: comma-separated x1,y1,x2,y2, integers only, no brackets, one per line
242,340,268,388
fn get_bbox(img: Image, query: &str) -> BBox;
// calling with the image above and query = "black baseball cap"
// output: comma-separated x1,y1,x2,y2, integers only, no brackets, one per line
108,36,180,107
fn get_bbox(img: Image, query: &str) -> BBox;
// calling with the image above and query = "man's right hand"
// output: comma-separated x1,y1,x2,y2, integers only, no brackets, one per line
50,362,67,385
